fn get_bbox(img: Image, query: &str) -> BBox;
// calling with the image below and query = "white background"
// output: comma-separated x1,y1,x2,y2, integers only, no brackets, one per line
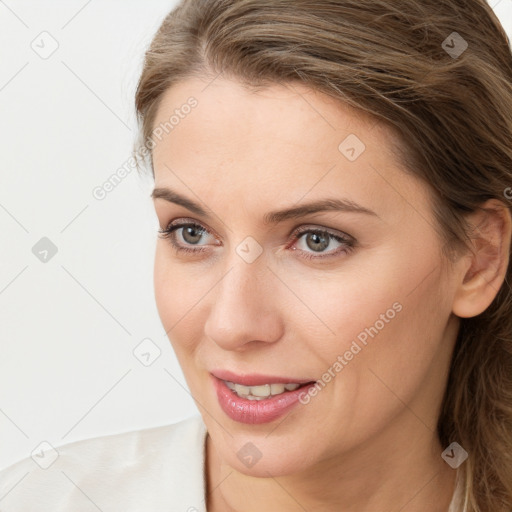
0,0,511,470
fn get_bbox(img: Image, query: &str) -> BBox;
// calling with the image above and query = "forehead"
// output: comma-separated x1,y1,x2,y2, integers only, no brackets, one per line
152,77,379,158
150,77,431,226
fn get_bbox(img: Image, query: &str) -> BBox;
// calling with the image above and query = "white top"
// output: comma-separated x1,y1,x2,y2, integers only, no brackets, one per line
0,414,462,511
0,415,208,512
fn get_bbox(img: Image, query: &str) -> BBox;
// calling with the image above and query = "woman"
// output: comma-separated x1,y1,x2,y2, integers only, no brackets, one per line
1,1,511,511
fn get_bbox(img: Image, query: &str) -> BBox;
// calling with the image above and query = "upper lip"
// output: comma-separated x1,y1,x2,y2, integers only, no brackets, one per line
211,369,315,386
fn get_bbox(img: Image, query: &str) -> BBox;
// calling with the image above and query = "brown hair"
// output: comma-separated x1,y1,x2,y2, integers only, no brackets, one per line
134,1,512,510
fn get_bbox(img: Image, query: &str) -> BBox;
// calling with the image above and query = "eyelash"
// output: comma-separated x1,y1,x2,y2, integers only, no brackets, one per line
157,220,356,261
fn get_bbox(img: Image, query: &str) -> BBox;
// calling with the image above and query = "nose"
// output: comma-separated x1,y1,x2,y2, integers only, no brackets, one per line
203,256,284,351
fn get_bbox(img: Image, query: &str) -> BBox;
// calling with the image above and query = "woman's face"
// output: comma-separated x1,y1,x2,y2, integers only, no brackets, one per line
151,77,462,477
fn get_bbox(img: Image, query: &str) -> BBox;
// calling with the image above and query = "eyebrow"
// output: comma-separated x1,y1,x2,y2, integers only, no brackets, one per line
151,187,380,224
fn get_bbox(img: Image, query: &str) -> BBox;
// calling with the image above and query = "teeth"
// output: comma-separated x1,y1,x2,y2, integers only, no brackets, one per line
250,384,270,397
227,381,305,399
235,384,251,395
270,383,285,395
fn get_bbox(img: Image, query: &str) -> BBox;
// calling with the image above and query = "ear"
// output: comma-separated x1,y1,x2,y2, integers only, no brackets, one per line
452,199,512,319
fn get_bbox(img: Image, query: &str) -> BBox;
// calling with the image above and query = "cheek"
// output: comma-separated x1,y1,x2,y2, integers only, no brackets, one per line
303,253,450,443
299,243,444,349
291,258,409,358
153,248,175,324
153,246,213,355
307,239,446,350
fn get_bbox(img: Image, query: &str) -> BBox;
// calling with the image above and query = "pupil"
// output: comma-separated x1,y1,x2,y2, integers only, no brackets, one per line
307,232,328,252
184,226,202,244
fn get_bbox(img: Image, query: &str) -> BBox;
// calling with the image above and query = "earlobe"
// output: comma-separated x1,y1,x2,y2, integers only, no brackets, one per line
452,199,512,319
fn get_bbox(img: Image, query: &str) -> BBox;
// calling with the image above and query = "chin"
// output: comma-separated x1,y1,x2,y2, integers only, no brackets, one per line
218,429,318,478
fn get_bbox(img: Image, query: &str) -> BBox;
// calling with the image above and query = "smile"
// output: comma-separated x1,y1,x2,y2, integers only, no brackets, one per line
211,372,317,424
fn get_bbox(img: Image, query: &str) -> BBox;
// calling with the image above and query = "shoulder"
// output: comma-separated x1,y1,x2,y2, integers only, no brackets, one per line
0,415,207,511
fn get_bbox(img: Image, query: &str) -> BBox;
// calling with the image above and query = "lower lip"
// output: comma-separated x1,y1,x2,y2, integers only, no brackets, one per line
212,375,315,424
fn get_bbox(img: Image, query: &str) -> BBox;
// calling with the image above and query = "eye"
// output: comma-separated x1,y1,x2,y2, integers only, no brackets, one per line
287,226,355,260
158,219,217,255
158,219,356,260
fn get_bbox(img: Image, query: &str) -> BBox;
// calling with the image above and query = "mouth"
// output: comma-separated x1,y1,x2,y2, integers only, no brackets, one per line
210,370,318,424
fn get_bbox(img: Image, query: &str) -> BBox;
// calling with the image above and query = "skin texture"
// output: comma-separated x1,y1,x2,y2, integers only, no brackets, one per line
150,76,511,512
